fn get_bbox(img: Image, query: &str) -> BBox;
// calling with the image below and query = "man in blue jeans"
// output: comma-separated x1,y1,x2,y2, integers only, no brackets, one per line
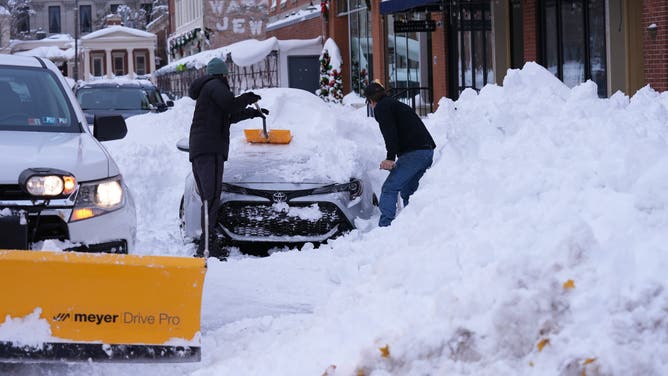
364,81,436,227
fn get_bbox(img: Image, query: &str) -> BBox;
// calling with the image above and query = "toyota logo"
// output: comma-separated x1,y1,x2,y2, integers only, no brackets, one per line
272,192,287,202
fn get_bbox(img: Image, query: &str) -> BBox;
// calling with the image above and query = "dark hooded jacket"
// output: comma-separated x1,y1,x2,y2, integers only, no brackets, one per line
188,75,258,162
373,96,436,161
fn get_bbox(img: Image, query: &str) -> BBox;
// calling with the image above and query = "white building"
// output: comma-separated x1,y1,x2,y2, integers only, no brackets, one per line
81,25,157,80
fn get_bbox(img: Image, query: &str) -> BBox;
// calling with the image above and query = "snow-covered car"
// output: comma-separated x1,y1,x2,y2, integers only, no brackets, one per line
177,138,375,250
0,55,136,253
74,79,174,125
176,88,378,251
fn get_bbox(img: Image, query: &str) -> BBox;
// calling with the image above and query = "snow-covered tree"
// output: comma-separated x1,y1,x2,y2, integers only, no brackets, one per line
95,0,153,30
0,0,33,38
316,38,344,104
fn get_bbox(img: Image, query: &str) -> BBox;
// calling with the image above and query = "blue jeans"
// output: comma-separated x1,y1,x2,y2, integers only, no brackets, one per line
378,149,434,227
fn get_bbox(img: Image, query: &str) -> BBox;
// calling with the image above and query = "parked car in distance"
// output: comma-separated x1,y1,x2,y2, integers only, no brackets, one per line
0,55,136,253
74,79,174,124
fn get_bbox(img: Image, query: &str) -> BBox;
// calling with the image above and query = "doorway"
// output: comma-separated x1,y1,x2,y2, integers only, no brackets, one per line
287,55,320,94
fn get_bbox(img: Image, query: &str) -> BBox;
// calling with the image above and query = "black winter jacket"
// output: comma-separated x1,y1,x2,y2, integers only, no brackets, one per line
188,75,258,161
373,96,436,161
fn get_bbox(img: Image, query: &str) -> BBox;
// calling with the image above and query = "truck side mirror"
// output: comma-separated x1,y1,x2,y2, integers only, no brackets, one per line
93,114,127,141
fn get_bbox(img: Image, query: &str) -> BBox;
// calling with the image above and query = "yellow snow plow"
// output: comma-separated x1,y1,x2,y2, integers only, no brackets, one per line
243,103,292,144
0,250,206,363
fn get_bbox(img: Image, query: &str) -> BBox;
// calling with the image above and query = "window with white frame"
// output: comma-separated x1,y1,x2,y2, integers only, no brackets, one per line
135,54,146,75
112,52,126,75
92,53,104,76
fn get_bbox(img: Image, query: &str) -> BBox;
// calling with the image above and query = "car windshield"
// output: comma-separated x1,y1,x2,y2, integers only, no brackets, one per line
77,87,152,111
0,66,78,132
144,87,166,106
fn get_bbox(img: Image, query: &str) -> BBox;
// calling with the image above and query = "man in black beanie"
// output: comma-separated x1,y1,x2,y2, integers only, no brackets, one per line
364,81,436,227
188,57,268,257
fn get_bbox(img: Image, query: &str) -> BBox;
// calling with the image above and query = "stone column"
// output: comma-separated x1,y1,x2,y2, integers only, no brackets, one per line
149,46,156,75
127,48,135,78
83,48,90,81
105,49,112,78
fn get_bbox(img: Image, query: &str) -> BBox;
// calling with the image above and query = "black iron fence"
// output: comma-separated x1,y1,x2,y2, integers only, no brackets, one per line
388,87,434,117
155,51,280,98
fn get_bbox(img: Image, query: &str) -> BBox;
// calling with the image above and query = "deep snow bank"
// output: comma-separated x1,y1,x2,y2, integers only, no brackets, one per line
197,62,668,375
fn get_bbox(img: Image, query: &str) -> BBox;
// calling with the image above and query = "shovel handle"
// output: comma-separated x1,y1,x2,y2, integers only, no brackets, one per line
253,102,268,139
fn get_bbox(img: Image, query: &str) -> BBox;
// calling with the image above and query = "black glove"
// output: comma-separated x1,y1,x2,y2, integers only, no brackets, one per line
237,92,262,106
251,108,269,118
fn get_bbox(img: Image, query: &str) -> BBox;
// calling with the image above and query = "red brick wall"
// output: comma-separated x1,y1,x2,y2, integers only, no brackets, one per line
523,0,538,63
267,17,322,40
431,12,447,108
643,0,668,92
269,0,313,14
370,0,386,87
328,1,351,93
204,1,267,49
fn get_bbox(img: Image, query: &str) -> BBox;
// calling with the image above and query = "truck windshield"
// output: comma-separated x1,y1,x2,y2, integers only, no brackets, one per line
0,66,78,132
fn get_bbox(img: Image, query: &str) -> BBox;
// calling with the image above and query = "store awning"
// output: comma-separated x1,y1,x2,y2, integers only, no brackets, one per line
380,0,443,15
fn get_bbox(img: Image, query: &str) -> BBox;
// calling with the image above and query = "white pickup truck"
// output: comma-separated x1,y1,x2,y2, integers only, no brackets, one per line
0,55,136,253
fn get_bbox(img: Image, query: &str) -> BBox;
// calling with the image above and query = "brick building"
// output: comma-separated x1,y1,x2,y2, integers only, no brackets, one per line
366,0,668,109
311,0,667,112
167,0,267,62
167,0,667,112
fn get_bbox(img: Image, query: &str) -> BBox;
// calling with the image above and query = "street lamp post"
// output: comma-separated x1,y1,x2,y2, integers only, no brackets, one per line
74,0,79,81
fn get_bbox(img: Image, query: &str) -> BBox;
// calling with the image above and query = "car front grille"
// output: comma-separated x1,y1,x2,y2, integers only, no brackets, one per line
220,201,352,238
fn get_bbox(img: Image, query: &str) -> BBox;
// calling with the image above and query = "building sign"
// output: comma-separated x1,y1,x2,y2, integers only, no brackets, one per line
205,0,267,49
394,20,436,33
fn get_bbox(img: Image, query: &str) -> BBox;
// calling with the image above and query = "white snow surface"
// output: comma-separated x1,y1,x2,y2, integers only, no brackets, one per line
4,62,668,375
322,37,343,74
14,46,75,60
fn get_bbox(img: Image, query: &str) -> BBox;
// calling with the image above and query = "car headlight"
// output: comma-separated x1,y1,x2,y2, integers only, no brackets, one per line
19,168,77,198
71,176,125,221
312,179,363,200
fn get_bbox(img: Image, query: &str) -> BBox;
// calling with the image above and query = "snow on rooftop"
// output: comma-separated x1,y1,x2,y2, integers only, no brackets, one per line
266,5,320,31
14,45,74,60
81,25,156,40
155,36,322,75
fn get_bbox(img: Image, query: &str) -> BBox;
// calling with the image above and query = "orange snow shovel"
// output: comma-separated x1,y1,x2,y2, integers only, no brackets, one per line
243,103,292,144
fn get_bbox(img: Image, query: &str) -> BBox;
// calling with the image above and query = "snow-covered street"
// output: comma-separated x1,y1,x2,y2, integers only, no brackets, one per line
4,62,668,375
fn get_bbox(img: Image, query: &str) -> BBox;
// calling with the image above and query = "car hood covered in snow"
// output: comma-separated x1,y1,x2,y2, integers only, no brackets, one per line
0,131,117,184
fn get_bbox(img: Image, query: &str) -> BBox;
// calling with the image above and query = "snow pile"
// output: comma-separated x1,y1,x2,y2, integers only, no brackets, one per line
190,62,668,375
13,62,668,375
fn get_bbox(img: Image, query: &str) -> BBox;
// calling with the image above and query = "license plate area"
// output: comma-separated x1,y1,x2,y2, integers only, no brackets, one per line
0,213,29,249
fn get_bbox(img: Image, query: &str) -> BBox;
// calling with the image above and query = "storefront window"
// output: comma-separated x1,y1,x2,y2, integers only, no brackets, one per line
349,1,372,94
387,13,421,90
541,0,607,96
452,2,493,94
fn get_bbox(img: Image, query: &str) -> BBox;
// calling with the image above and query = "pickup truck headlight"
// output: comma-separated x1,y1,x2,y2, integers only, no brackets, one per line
71,176,125,221
19,168,77,198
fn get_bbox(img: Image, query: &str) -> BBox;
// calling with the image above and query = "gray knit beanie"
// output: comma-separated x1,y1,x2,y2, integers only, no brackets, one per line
207,58,228,75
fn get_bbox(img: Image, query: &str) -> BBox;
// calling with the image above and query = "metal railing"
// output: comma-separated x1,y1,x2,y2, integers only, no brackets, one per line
155,51,280,98
388,87,434,117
